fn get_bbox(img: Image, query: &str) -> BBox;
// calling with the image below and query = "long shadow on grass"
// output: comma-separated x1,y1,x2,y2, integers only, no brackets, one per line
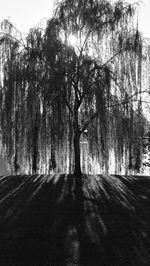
0,174,150,265
76,174,150,266
0,174,76,265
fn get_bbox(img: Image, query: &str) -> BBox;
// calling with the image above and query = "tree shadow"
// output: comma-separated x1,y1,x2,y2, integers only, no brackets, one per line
75,174,150,266
0,174,150,265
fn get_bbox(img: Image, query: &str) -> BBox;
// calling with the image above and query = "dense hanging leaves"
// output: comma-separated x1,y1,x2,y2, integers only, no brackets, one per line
0,0,148,174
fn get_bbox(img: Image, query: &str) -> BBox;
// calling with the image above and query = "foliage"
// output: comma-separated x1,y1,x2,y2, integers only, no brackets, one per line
0,1,148,174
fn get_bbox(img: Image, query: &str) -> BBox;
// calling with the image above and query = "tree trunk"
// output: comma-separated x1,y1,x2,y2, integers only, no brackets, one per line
13,110,20,175
74,130,82,175
68,113,73,173
32,125,38,174
73,115,83,205
49,129,56,173
73,114,82,176
32,114,39,174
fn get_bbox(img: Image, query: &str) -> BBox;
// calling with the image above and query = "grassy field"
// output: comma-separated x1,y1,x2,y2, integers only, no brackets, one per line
0,174,150,265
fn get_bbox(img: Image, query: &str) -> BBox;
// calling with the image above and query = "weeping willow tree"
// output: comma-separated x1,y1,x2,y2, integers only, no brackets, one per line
0,22,44,173
0,19,70,174
52,0,144,175
0,21,22,173
0,1,148,176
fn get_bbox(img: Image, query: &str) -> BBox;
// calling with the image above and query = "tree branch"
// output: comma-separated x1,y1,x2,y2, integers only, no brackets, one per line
81,112,98,133
61,85,73,116
0,32,26,49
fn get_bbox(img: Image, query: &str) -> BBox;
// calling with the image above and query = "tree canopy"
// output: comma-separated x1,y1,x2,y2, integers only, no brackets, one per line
0,0,149,175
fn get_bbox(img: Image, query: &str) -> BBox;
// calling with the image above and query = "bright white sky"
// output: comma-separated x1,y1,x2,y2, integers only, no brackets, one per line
0,0,55,34
129,0,150,39
0,0,149,38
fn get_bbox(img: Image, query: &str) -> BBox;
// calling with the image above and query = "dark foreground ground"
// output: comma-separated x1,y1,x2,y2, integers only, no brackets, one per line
0,174,150,265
